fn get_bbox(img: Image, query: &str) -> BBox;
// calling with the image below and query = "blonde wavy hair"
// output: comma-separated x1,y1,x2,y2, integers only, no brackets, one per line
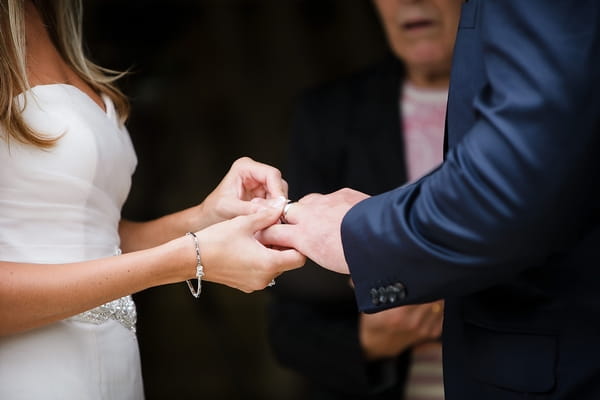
0,0,129,147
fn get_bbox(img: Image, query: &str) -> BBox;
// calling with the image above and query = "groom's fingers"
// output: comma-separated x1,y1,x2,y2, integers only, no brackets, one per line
298,193,323,205
267,248,306,271
282,201,302,225
257,224,299,249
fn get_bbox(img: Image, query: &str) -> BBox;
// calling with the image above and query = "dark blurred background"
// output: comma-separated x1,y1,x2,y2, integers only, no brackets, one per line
84,1,387,398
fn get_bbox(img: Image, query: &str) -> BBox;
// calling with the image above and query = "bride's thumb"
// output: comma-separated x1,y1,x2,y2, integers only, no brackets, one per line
245,200,286,232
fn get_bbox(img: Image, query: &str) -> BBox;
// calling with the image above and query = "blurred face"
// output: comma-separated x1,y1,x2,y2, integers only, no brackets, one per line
373,0,462,85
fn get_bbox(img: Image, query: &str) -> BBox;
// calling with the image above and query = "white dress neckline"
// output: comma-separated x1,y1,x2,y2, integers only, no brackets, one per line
25,83,114,120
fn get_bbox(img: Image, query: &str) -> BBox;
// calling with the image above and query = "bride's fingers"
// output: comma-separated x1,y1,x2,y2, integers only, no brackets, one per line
220,197,262,217
262,170,287,199
238,160,286,199
243,200,287,232
249,197,277,209
280,179,289,198
219,196,285,222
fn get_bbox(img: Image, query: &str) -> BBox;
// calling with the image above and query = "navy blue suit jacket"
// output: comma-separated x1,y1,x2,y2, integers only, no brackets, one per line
342,1,600,399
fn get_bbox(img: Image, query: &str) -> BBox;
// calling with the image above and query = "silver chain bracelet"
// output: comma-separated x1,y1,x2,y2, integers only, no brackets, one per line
186,232,204,298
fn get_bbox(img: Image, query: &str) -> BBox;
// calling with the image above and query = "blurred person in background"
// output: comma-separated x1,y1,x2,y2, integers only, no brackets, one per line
263,1,600,399
267,0,461,399
0,0,303,398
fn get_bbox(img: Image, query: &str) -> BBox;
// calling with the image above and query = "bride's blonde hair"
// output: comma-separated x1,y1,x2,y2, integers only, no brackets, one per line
0,0,129,147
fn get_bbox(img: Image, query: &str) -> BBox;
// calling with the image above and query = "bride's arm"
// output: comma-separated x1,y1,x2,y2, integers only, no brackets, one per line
119,157,288,252
0,158,302,336
0,236,194,336
118,205,207,253
0,205,303,336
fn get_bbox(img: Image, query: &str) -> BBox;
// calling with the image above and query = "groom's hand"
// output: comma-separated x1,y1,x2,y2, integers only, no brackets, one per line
258,188,369,274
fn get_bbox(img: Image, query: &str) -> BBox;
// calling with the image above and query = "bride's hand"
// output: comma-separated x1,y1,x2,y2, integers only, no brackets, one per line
199,157,288,227
195,200,305,292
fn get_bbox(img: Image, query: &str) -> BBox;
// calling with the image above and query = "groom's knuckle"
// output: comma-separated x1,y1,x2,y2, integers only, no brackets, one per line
301,193,322,204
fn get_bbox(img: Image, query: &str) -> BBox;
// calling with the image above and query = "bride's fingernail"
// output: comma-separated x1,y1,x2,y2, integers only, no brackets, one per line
267,196,287,209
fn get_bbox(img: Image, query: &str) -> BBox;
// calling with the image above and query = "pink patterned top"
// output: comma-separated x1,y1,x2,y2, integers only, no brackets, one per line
401,82,448,183
400,81,448,400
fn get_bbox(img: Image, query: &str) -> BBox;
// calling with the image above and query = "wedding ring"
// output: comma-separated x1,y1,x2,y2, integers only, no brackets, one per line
280,200,294,224
267,279,276,287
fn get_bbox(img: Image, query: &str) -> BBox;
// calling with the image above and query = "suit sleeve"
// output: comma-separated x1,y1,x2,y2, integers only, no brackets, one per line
343,0,600,312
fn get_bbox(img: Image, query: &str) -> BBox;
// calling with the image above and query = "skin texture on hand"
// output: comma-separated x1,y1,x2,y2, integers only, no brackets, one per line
118,157,289,253
200,157,289,228
258,188,369,274
359,300,444,360
195,201,306,293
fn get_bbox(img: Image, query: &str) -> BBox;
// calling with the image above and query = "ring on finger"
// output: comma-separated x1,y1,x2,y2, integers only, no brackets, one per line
280,200,295,224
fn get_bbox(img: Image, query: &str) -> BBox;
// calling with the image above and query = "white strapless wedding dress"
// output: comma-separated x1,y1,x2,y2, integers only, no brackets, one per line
0,84,144,399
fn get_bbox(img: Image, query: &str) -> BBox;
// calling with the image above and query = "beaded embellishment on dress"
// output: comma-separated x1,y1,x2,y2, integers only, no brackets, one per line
70,295,137,332
68,248,137,332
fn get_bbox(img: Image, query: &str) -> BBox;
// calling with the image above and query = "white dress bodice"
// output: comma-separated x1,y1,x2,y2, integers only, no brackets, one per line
0,83,136,263
0,84,144,399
